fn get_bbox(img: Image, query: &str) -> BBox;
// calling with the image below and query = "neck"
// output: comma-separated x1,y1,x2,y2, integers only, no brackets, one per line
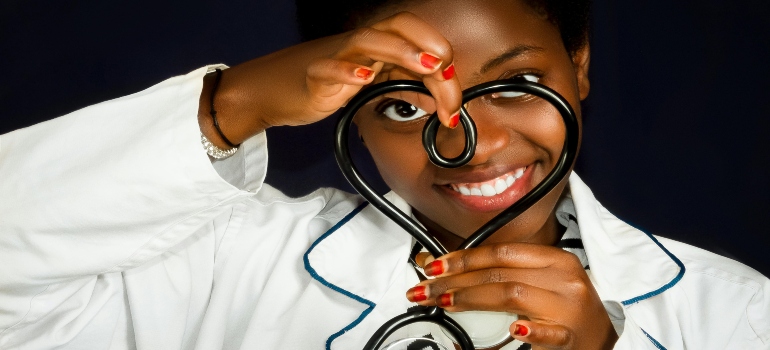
414,209,565,252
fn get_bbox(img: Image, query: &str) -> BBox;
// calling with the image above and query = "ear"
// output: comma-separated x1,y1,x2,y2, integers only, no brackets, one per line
572,43,591,101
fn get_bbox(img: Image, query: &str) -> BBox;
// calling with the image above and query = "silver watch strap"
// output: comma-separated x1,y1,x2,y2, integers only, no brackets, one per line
201,133,238,159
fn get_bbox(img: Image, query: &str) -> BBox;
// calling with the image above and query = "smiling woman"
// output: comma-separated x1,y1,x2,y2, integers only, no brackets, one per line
348,1,588,252
1,0,769,350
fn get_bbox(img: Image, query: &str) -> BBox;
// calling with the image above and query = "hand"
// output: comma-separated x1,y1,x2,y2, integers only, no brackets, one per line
407,243,618,350
199,12,462,148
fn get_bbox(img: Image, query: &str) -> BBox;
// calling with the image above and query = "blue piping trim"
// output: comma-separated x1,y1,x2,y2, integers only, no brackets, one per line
304,202,373,350
621,231,686,306
642,329,667,350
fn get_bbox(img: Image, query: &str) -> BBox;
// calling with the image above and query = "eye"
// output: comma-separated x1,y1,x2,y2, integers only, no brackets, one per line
376,99,430,122
493,74,540,98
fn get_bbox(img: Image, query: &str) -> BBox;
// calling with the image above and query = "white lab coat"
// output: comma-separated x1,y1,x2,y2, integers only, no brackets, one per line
1,66,768,350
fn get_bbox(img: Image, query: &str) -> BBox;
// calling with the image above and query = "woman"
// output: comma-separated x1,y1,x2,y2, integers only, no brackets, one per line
1,0,767,349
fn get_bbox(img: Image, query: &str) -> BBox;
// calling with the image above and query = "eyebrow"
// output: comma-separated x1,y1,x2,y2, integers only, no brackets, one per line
478,45,545,75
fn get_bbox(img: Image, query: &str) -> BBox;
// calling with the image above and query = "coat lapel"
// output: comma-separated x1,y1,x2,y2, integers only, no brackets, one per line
304,193,417,350
569,173,685,304
569,172,685,349
307,173,688,349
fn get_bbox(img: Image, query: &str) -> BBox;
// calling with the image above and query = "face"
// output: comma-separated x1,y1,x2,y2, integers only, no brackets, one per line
355,0,590,248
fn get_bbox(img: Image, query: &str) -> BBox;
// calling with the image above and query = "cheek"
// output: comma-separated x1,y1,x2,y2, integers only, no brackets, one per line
528,101,568,163
549,58,585,133
522,70,580,162
361,127,433,195
493,99,567,165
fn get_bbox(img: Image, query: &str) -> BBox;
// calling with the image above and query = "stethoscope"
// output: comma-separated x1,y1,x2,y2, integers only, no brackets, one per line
334,79,580,350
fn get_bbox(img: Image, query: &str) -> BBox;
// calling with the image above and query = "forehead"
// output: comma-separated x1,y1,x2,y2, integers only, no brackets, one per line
367,0,565,81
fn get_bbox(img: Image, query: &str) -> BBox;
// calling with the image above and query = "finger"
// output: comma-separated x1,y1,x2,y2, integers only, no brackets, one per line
304,58,377,115
510,320,573,349
414,252,435,268
371,12,454,72
423,74,462,128
406,267,569,302
307,58,377,88
423,243,578,277
431,282,559,318
372,12,461,127
336,27,443,76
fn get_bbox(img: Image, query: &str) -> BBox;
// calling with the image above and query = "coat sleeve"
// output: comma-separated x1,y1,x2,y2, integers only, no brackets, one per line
745,272,770,347
0,65,266,330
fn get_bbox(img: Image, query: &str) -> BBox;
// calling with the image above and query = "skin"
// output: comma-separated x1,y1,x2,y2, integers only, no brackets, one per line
198,0,615,348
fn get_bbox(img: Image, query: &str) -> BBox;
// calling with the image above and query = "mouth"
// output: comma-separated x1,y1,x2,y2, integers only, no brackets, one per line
449,166,526,196
439,165,534,212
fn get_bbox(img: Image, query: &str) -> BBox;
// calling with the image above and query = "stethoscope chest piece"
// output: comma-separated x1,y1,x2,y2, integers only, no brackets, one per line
335,79,580,350
443,311,518,348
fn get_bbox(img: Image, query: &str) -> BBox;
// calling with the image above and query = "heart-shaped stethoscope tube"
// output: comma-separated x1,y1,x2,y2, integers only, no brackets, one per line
334,79,580,349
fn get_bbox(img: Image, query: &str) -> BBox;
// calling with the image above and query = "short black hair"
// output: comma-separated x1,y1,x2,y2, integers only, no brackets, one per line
295,0,591,56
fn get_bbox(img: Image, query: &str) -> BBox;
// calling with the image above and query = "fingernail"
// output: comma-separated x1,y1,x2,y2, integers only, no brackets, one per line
438,293,453,307
442,64,455,80
513,324,529,337
448,112,460,129
424,260,444,276
355,67,374,79
419,52,442,70
407,286,427,302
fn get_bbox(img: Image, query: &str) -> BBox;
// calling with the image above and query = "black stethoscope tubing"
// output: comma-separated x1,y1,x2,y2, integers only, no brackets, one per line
334,79,580,349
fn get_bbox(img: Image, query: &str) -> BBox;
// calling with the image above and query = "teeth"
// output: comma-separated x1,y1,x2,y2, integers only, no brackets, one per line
480,184,496,196
449,166,528,197
494,179,508,194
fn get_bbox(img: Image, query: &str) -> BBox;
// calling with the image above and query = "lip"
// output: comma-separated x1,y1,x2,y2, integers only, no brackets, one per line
435,163,532,185
437,165,536,213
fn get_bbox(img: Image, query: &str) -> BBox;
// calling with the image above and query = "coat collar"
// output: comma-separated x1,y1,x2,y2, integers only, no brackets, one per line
304,192,414,306
305,173,686,349
304,193,416,349
567,172,685,306
568,172,686,349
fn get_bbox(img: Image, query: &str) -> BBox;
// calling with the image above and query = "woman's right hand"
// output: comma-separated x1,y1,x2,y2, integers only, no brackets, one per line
198,12,462,148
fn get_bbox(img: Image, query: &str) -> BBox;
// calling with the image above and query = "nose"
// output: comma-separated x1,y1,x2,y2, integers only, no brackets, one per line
434,105,510,166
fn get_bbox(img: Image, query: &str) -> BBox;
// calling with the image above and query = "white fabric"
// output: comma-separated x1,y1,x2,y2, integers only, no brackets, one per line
554,194,590,270
1,66,768,350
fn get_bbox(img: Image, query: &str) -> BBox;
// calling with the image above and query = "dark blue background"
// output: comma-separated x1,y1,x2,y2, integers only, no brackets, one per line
1,0,768,275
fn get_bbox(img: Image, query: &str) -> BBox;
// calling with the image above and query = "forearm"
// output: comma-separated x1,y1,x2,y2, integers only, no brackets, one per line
197,64,272,149
197,43,327,149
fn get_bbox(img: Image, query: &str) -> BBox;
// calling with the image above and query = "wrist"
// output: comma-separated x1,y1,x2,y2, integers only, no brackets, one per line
197,68,269,148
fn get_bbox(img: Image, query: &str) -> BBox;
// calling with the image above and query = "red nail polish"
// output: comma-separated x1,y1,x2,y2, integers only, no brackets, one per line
408,286,427,302
355,67,373,79
419,52,442,69
513,324,529,337
424,260,444,276
448,113,460,129
442,64,455,80
438,293,453,307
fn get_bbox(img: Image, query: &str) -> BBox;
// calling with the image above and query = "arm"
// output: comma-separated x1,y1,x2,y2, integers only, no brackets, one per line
0,66,261,329
0,11,463,334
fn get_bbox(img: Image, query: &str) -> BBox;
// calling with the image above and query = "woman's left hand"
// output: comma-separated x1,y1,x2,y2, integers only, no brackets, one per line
407,243,618,350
